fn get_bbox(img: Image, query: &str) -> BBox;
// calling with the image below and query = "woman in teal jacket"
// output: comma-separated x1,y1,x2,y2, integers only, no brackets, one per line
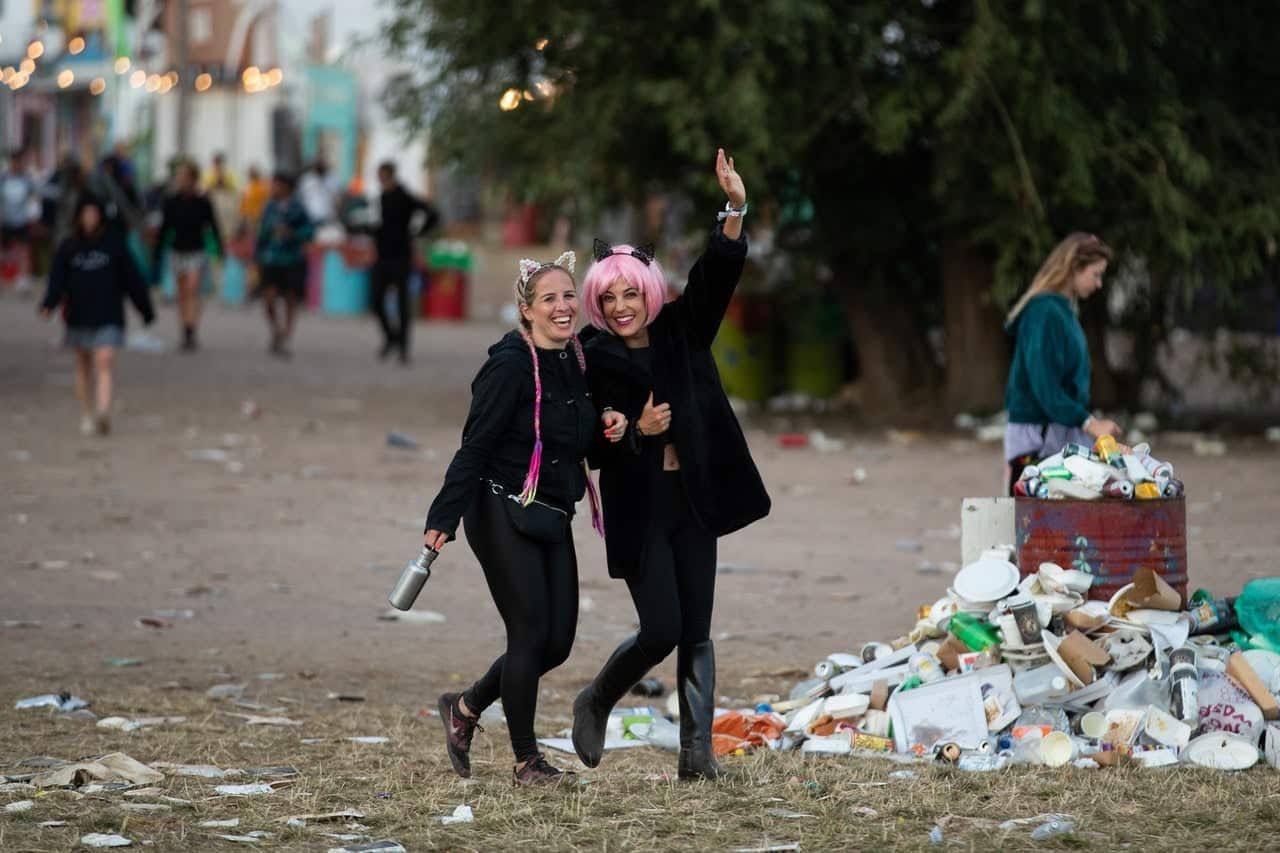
1003,232,1122,494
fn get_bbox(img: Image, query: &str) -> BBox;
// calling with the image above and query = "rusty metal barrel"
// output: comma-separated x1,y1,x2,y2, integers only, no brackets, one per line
1014,497,1189,607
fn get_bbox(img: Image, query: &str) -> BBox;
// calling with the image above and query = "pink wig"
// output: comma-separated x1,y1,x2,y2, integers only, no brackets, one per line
581,245,667,332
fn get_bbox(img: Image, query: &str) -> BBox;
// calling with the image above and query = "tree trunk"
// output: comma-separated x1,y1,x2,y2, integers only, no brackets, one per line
941,240,1009,414
842,286,939,422
1078,282,1120,409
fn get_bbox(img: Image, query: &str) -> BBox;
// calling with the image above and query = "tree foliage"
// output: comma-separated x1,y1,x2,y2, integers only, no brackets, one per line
384,0,1280,412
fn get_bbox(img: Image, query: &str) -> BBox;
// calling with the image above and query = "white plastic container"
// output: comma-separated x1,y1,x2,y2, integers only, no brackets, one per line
1013,664,1071,706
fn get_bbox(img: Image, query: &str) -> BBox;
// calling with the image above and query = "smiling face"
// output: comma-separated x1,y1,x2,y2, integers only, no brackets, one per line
599,277,649,342
520,268,578,347
1071,259,1107,300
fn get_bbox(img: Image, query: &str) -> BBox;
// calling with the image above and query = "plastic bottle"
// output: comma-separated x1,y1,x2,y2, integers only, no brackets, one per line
1030,818,1077,841
1013,664,1071,705
948,613,1001,652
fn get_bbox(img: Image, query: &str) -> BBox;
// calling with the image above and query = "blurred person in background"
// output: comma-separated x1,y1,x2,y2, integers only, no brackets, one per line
255,172,313,358
1003,232,1123,494
154,161,224,352
297,159,339,227
239,165,271,237
38,196,154,436
1,149,39,294
371,161,439,364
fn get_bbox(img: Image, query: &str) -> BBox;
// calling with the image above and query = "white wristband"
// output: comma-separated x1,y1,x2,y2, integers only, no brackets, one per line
717,201,748,221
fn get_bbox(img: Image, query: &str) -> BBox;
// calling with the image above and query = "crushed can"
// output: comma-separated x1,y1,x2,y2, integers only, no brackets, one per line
1186,597,1239,635
1162,478,1185,498
1093,434,1125,468
851,733,895,753
1134,482,1162,500
1103,479,1135,499
1062,443,1094,460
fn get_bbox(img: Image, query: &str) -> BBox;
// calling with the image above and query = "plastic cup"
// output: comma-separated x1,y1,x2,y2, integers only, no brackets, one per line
1039,731,1075,768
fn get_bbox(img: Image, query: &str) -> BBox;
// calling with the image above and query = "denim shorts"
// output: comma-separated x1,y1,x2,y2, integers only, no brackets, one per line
170,250,207,277
65,325,124,350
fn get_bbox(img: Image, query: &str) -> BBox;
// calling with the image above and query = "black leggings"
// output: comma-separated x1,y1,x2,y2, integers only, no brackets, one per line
626,472,718,663
460,489,578,762
371,256,412,353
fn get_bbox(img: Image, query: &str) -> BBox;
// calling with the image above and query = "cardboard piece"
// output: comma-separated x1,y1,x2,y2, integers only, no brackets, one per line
1064,609,1108,633
936,636,970,672
1227,652,1280,721
1056,631,1112,685
869,680,889,712
32,753,163,788
1130,566,1182,611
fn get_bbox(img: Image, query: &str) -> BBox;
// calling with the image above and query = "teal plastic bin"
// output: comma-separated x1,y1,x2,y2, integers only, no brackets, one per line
221,257,247,305
321,249,369,315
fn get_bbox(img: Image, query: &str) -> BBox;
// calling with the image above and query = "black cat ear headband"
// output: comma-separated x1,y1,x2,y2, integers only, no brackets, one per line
592,239,656,266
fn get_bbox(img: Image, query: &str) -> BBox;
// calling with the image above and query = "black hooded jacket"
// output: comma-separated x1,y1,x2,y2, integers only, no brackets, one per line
41,230,154,329
424,330,600,537
582,225,771,579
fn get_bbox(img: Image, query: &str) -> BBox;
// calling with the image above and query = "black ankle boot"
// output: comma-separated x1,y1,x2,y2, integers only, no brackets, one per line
677,640,731,781
572,635,654,768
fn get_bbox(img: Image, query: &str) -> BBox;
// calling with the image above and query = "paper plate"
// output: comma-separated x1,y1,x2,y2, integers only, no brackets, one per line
1184,733,1261,771
1040,630,1087,688
947,588,995,613
1107,583,1135,617
954,558,1021,606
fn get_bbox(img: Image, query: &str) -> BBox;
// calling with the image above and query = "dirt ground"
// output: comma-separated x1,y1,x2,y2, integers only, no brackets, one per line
3,294,1280,850
3,294,1279,706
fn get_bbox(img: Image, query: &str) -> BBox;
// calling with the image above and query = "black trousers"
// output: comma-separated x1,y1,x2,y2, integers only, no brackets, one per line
460,489,578,762
371,256,412,354
625,472,718,663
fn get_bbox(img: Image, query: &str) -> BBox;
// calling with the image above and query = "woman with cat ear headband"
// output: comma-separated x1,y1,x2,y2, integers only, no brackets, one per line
422,250,627,787
572,149,770,781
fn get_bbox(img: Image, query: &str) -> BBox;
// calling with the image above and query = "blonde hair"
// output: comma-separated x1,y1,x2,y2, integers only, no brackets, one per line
1006,232,1113,323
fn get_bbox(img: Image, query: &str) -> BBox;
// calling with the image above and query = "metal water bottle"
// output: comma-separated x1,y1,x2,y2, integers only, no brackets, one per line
388,546,439,610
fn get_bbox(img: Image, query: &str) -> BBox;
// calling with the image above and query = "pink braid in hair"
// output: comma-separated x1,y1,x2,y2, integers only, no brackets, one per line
516,326,543,507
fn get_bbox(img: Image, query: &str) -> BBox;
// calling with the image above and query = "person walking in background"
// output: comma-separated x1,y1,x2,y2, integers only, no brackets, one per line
570,149,770,781
239,166,270,238
1,149,39,294
371,161,439,363
1003,232,1123,494
424,251,627,787
255,172,313,359
297,160,338,228
154,161,223,352
38,196,154,436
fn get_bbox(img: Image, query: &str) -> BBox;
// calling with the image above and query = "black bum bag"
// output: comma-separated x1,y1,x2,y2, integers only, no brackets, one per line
483,480,569,543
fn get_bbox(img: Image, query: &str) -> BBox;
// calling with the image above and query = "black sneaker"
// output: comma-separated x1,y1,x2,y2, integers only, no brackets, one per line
438,693,482,779
513,753,577,788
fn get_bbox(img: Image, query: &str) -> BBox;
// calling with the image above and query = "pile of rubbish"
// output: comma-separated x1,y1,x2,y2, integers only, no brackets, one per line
734,556,1280,771
1014,439,1183,500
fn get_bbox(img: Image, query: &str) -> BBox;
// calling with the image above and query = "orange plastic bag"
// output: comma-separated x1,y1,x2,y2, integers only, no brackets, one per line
711,711,786,756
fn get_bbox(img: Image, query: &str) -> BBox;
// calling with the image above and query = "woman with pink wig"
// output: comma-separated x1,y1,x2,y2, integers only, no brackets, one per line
421,252,626,787
572,149,771,780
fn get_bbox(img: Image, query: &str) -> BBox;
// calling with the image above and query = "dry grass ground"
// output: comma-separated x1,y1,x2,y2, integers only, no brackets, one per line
3,687,1280,852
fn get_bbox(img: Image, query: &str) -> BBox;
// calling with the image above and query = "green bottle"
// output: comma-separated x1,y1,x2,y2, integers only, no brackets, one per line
949,612,1001,652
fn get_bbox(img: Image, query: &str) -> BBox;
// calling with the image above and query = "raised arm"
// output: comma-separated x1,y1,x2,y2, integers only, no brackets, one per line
673,149,749,348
